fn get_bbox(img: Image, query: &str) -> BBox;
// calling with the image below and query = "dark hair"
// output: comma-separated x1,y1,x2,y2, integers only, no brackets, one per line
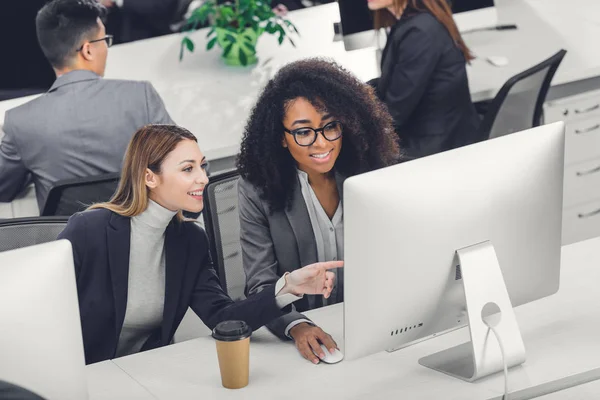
36,0,106,68
374,0,474,62
237,58,401,213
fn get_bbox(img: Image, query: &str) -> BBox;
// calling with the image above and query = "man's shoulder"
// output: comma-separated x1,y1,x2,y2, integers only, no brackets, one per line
98,78,151,90
5,93,50,123
92,78,153,99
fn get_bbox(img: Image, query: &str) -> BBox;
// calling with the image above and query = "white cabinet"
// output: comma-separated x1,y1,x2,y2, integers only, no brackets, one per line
564,118,600,165
562,199,600,245
545,88,600,244
563,157,600,208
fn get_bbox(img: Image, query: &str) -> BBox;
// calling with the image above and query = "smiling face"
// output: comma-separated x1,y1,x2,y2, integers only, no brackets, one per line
145,139,209,213
281,97,342,178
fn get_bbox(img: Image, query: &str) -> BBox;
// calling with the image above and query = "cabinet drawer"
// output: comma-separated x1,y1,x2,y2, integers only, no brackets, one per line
565,118,600,165
545,89,600,123
562,199,600,245
563,157,600,207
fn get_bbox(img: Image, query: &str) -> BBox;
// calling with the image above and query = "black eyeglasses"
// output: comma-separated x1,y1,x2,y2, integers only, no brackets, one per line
284,120,343,147
76,35,114,52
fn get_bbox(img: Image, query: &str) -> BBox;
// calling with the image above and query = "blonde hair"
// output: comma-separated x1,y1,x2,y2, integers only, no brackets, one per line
89,124,198,220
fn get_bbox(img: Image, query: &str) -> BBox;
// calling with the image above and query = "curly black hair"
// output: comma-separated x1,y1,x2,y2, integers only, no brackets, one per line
237,58,401,213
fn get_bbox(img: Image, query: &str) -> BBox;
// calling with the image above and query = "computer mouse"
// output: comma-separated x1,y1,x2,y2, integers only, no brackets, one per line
486,56,509,67
315,344,344,364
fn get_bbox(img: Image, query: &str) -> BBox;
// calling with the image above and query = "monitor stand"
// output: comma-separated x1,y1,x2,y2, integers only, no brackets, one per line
418,241,526,382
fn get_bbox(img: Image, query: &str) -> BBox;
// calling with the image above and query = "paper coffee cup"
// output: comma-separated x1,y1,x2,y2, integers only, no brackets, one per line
212,320,252,389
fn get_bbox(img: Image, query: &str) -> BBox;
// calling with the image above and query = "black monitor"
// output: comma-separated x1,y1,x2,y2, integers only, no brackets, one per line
337,0,376,51
451,0,495,13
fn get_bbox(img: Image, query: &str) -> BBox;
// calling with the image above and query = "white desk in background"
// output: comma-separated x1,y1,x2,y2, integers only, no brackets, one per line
3,0,600,233
82,237,600,400
1,0,600,157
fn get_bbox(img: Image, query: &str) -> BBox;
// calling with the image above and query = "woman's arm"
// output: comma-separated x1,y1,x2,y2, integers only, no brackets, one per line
237,179,311,339
188,228,340,332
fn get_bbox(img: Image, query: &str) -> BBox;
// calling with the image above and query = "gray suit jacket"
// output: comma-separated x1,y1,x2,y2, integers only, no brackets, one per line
0,70,173,210
238,174,344,339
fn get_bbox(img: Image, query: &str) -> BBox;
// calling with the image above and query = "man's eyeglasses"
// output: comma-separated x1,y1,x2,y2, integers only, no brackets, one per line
284,120,343,147
76,35,114,52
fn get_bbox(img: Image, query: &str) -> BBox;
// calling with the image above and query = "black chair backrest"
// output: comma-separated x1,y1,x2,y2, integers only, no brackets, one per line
42,173,121,217
202,169,246,300
0,217,70,253
480,49,567,140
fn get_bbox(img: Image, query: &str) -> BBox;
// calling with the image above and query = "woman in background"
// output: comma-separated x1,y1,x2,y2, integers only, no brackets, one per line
369,0,481,159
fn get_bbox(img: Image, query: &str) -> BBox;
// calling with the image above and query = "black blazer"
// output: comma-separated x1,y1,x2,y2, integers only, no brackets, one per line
57,208,287,364
378,10,481,159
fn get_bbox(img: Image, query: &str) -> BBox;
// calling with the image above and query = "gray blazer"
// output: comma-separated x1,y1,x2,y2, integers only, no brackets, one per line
0,70,173,210
238,174,344,339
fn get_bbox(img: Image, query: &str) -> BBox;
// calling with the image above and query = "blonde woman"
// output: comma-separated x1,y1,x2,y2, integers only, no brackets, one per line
58,124,341,364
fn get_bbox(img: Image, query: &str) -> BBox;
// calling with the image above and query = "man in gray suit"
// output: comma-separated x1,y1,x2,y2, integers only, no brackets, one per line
0,0,173,211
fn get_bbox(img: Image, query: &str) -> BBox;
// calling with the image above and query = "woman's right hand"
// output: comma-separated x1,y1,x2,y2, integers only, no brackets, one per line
289,322,338,364
280,260,343,298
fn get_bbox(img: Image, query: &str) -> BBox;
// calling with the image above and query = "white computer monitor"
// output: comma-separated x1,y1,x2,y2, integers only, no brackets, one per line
0,240,87,400
343,122,565,381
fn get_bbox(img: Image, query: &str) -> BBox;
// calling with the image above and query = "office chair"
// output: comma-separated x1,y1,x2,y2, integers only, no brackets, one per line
0,217,69,253
202,169,246,300
41,173,121,217
479,49,567,140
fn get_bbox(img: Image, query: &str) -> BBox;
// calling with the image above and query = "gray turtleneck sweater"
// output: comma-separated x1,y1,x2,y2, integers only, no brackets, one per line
115,200,300,357
116,200,176,357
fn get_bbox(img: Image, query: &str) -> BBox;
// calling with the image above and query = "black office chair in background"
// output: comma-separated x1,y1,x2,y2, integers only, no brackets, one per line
202,169,246,301
0,217,69,252
42,173,121,217
479,49,567,140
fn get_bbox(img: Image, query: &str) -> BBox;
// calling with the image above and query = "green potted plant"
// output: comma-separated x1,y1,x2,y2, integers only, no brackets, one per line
179,0,299,66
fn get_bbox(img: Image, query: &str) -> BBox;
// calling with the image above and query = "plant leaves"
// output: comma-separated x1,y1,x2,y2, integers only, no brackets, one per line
243,41,256,53
222,42,234,57
207,37,218,50
239,48,248,66
206,27,216,38
183,37,195,52
179,41,185,61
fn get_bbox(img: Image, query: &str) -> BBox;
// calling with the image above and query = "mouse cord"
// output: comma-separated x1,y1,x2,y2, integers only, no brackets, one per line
488,326,509,400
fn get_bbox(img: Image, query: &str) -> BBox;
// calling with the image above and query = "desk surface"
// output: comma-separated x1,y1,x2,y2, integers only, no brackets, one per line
2,0,600,163
88,236,600,400
86,361,154,400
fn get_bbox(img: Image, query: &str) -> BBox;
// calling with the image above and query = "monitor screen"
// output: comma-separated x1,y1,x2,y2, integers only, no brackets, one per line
451,0,495,13
338,0,373,36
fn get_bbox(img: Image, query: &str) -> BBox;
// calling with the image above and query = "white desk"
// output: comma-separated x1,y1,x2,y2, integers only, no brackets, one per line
2,0,600,158
86,361,154,400
3,0,600,223
85,237,600,400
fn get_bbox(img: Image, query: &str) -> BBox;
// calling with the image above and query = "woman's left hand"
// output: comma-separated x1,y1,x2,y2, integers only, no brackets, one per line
282,261,343,298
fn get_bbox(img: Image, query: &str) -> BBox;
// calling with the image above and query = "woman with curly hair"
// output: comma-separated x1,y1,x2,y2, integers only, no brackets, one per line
237,58,400,364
